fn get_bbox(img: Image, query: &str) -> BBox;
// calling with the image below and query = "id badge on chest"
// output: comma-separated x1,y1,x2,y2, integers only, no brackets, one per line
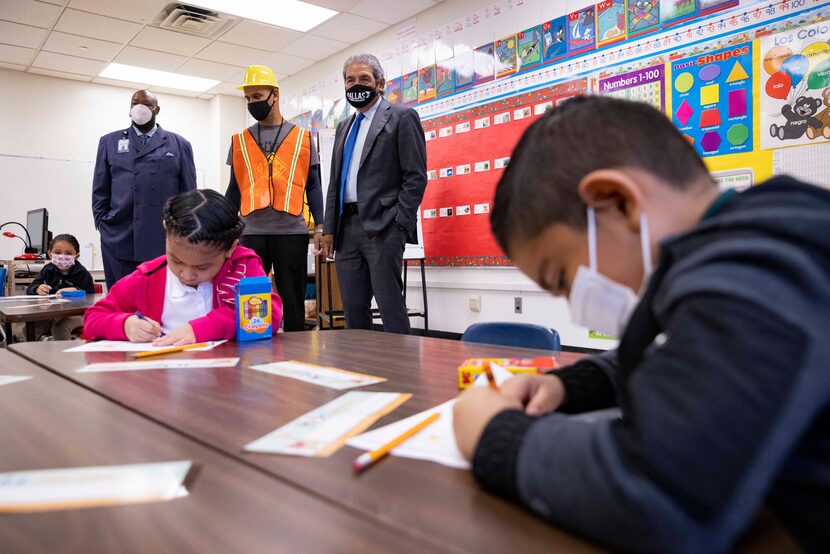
117,139,130,153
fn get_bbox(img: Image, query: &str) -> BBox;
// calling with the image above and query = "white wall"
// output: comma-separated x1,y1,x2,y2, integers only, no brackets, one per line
280,0,615,349
0,68,246,266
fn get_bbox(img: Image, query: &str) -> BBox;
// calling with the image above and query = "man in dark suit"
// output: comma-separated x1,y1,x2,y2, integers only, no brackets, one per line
322,54,427,334
92,90,197,289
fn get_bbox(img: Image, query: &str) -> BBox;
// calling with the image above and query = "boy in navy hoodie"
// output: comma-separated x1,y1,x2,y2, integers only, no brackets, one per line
454,96,829,553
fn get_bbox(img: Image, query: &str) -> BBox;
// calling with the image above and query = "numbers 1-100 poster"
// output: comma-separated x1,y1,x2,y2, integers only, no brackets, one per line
421,80,588,266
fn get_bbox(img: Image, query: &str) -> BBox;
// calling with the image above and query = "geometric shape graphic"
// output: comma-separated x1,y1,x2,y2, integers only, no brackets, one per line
700,108,722,128
676,99,695,126
700,83,720,105
699,64,722,82
727,123,750,146
683,134,695,146
727,60,750,83
728,88,748,117
701,131,722,152
675,72,694,93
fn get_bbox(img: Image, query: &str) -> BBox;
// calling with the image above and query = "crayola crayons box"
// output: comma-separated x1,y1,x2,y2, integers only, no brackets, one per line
235,276,272,341
457,357,557,389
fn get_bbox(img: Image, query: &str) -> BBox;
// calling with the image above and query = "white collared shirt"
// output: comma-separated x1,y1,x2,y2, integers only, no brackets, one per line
161,267,213,333
343,99,381,203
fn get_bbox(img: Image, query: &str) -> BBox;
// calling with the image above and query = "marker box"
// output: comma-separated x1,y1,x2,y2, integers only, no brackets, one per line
457,357,557,389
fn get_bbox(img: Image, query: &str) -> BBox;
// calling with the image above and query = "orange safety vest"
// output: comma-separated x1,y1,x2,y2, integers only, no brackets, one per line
232,126,311,217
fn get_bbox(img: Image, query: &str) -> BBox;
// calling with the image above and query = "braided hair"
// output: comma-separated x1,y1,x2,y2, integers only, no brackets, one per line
163,189,245,252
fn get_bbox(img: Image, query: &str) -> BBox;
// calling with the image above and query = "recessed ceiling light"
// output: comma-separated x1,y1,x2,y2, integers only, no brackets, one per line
190,0,338,32
99,63,220,92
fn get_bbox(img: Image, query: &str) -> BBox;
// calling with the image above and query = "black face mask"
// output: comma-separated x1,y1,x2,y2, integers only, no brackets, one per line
345,84,377,109
247,89,274,121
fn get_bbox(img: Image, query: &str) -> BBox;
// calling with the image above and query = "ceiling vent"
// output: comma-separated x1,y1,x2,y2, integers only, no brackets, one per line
154,3,238,38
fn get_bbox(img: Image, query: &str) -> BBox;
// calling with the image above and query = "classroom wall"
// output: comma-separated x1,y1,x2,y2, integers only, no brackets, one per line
0,68,247,267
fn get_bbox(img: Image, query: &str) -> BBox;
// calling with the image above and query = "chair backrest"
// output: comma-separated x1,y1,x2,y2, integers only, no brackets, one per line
461,322,561,351
93,282,103,294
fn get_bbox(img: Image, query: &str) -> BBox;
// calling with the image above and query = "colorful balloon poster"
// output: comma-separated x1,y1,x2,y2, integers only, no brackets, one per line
542,16,568,64
760,21,830,150
671,43,754,158
596,0,627,48
568,7,596,56
517,26,542,71
661,0,698,28
627,1,660,38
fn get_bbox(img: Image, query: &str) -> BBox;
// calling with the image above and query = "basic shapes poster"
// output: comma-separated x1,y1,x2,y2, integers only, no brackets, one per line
628,1,660,38
697,0,739,17
661,0,698,28
568,7,596,56
760,21,830,150
495,34,518,78
474,43,495,84
542,16,568,64
671,43,754,157
386,77,402,105
419,64,437,103
600,64,666,111
402,71,418,106
596,0,627,48
517,26,542,71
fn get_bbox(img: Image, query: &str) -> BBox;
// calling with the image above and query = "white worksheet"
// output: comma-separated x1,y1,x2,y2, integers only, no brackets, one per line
65,340,226,353
249,360,386,390
77,357,239,373
0,375,31,387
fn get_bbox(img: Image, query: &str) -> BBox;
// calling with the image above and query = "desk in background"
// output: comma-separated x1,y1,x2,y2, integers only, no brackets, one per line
0,293,103,342
1,259,105,296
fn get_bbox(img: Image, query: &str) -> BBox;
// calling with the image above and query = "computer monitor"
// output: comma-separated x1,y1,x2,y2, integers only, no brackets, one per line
26,208,49,254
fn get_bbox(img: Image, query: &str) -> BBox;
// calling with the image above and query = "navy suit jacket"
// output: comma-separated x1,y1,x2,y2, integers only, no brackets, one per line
324,98,427,247
92,125,197,261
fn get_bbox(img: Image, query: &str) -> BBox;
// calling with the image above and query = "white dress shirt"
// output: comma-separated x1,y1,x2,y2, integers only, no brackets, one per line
343,99,381,203
161,267,213,333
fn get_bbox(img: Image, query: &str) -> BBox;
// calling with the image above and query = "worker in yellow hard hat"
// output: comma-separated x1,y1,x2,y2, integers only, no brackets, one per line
224,64,324,332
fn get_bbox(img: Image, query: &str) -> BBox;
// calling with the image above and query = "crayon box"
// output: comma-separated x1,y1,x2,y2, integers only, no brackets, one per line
235,276,272,341
457,357,557,389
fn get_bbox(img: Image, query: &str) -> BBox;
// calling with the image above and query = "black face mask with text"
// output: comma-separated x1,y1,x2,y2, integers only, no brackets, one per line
345,84,377,109
247,89,275,121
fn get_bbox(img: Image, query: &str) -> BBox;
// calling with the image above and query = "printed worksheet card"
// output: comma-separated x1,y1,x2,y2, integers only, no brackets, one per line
244,392,411,457
697,0,738,17
596,0,627,48
495,34,518,78
249,361,386,390
760,21,830,150
0,461,193,513
542,16,569,64
517,26,542,71
0,375,30,387
77,358,240,373
568,6,596,56
627,0,660,38
65,340,226,353
661,0,697,28
671,43,754,157
600,64,666,111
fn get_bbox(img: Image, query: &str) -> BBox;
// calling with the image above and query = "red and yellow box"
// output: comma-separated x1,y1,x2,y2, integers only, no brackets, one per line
457,357,557,389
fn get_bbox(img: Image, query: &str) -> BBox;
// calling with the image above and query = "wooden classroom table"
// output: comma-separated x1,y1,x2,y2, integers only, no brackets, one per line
9,331,799,554
0,348,427,553
0,294,103,342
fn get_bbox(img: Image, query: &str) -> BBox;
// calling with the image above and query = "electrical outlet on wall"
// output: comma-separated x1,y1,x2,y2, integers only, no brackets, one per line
469,295,481,312
514,297,522,314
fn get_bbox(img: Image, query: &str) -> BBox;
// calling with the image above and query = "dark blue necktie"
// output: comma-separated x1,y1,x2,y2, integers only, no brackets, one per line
138,134,150,145
339,113,364,215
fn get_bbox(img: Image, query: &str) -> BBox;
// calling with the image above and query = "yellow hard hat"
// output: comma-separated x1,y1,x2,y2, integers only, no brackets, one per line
238,65,279,90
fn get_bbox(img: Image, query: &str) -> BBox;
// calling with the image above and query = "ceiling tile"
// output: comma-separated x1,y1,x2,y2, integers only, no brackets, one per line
114,46,187,72
37,0,65,4
195,41,270,67
0,62,27,71
129,27,211,57
347,0,435,25
176,58,241,81
207,81,244,96
66,0,168,24
0,43,35,65
28,67,94,81
219,20,301,52
0,21,49,49
257,52,315,75
279,35,348,61
92,76,151,90
42,31,122,62
54,10,141,44
32,50,107,76
0,0,61,29
146,85,203,98
306,0,362,10
309,13,386,44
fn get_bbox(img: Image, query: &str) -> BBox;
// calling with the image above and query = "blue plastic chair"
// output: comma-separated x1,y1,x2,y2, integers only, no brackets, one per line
461,322,561,351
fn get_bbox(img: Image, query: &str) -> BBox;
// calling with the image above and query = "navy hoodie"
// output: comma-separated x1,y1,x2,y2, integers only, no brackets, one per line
472,177,830,553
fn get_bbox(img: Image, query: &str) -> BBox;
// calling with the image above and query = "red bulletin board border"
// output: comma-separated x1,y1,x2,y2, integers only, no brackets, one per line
421,79,588,267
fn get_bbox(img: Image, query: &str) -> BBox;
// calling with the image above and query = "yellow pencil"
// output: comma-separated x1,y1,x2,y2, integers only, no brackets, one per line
353,412,441,473
130,342,209,359
483,361,499,391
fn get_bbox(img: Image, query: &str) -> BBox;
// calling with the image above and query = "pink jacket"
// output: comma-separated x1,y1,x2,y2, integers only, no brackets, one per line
84,246,283,342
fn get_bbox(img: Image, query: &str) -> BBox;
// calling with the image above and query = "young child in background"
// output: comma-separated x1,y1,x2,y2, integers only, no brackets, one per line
453,96,829,553
84,189,282,345
27,233,95,340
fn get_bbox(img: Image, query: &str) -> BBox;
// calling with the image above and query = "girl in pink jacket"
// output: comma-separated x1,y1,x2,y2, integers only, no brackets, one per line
84,189,282,345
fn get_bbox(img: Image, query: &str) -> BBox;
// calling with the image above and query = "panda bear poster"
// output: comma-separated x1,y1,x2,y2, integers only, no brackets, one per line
760,21,830,150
